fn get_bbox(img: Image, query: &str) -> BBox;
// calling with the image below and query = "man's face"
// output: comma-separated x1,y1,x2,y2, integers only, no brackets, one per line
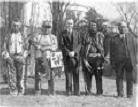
12,23,20,32
89,22,97,33
103,25,111,33
66,20,74,32
118,24,127,34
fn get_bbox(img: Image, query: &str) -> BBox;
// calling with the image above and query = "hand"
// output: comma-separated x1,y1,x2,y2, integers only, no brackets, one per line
84,59,92,71
104,55,110,64
97,53,101,57
23,50,28,58
69,51,74,57
36,45,41,49
2,51,10,59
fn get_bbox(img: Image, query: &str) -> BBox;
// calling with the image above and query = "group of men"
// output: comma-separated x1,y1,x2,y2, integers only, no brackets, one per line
2,18,135,98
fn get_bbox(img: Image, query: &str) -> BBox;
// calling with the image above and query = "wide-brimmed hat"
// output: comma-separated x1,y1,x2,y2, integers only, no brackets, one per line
12,20,22,27
118,21,127,27
102,22,111,27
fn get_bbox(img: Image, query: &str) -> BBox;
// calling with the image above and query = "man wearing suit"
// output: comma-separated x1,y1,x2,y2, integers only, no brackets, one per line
110,22,134,98
61,19,81,96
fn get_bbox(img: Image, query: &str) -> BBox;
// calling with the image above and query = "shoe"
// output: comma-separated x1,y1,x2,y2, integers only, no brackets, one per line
18,93,24,96
18,91,25,96
74,92,80,96
96,93,102,96
10,90,18,96
67,91,72,96
85,91,91,95
18,89,25,96
35,90,41,95
51,91,56,95
117,94,124,98
96,91,103,96
127,95,133,98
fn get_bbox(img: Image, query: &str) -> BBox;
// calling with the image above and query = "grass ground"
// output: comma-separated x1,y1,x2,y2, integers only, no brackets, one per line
0,72,137,107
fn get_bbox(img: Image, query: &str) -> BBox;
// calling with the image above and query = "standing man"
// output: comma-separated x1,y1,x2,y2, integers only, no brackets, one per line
102,22,112,58
31,20,58,95
79,19,88,57
110,22,134,98
2,20,28,96
61,19,81,96
81,21,104,95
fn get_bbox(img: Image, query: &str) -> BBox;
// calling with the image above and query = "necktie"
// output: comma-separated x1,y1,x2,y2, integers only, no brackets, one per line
15,34,17,54
123,35,128,57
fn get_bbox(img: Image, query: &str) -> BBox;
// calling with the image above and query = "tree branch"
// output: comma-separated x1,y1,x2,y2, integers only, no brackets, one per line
129,10,136,24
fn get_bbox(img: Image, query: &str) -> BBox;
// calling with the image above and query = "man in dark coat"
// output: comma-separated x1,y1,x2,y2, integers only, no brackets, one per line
110,22,134,98
61,19,81,96
102,22,112,58
81,22,104,95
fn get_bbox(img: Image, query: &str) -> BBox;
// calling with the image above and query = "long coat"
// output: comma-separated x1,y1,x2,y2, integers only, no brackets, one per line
126,33,137,68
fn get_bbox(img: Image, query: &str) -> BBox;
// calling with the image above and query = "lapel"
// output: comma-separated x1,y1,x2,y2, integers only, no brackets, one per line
64,31,73,45
125,33,132,51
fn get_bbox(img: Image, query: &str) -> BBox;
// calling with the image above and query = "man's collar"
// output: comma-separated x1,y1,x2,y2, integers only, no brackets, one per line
120,34,125,38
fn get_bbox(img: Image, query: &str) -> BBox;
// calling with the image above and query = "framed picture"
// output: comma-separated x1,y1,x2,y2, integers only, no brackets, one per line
50,51,63,68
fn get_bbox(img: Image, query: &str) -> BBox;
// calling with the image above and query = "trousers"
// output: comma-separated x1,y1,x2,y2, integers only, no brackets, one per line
64,63,80,95
35,58,55,94
6,56,25,94
114,58,133,97
83,56,104,95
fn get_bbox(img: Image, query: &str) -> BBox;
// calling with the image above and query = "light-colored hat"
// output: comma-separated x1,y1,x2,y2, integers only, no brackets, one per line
118,21,127,27
79,19,88,27
102,22,111,27
66,19,74,25
66,19,73,23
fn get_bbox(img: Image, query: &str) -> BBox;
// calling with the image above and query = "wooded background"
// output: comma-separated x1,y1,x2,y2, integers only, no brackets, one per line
0,1,137,82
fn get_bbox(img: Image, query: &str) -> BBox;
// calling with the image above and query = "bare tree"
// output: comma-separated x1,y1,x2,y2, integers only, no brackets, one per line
115,2,138,37
0,1,25,82
49,0,70,48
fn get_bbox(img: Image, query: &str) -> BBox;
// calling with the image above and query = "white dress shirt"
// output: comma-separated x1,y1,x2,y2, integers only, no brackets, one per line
9,32,24,54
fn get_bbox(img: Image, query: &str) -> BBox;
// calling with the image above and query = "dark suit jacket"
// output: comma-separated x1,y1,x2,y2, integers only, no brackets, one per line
103,32,111,57
110,33,137,68
61,29,81,65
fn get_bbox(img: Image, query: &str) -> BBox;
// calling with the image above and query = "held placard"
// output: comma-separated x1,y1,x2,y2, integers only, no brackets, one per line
50,51,63,68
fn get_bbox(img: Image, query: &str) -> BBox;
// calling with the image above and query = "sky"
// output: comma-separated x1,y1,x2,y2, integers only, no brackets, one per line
71,0,137,21
47,0,137,21
2,0,137,21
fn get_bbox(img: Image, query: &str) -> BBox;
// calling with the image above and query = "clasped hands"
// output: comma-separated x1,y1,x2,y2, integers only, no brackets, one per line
69,51,75,57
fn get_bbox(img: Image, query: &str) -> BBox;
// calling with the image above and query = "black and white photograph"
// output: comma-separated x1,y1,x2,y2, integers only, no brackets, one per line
0,0,137,107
